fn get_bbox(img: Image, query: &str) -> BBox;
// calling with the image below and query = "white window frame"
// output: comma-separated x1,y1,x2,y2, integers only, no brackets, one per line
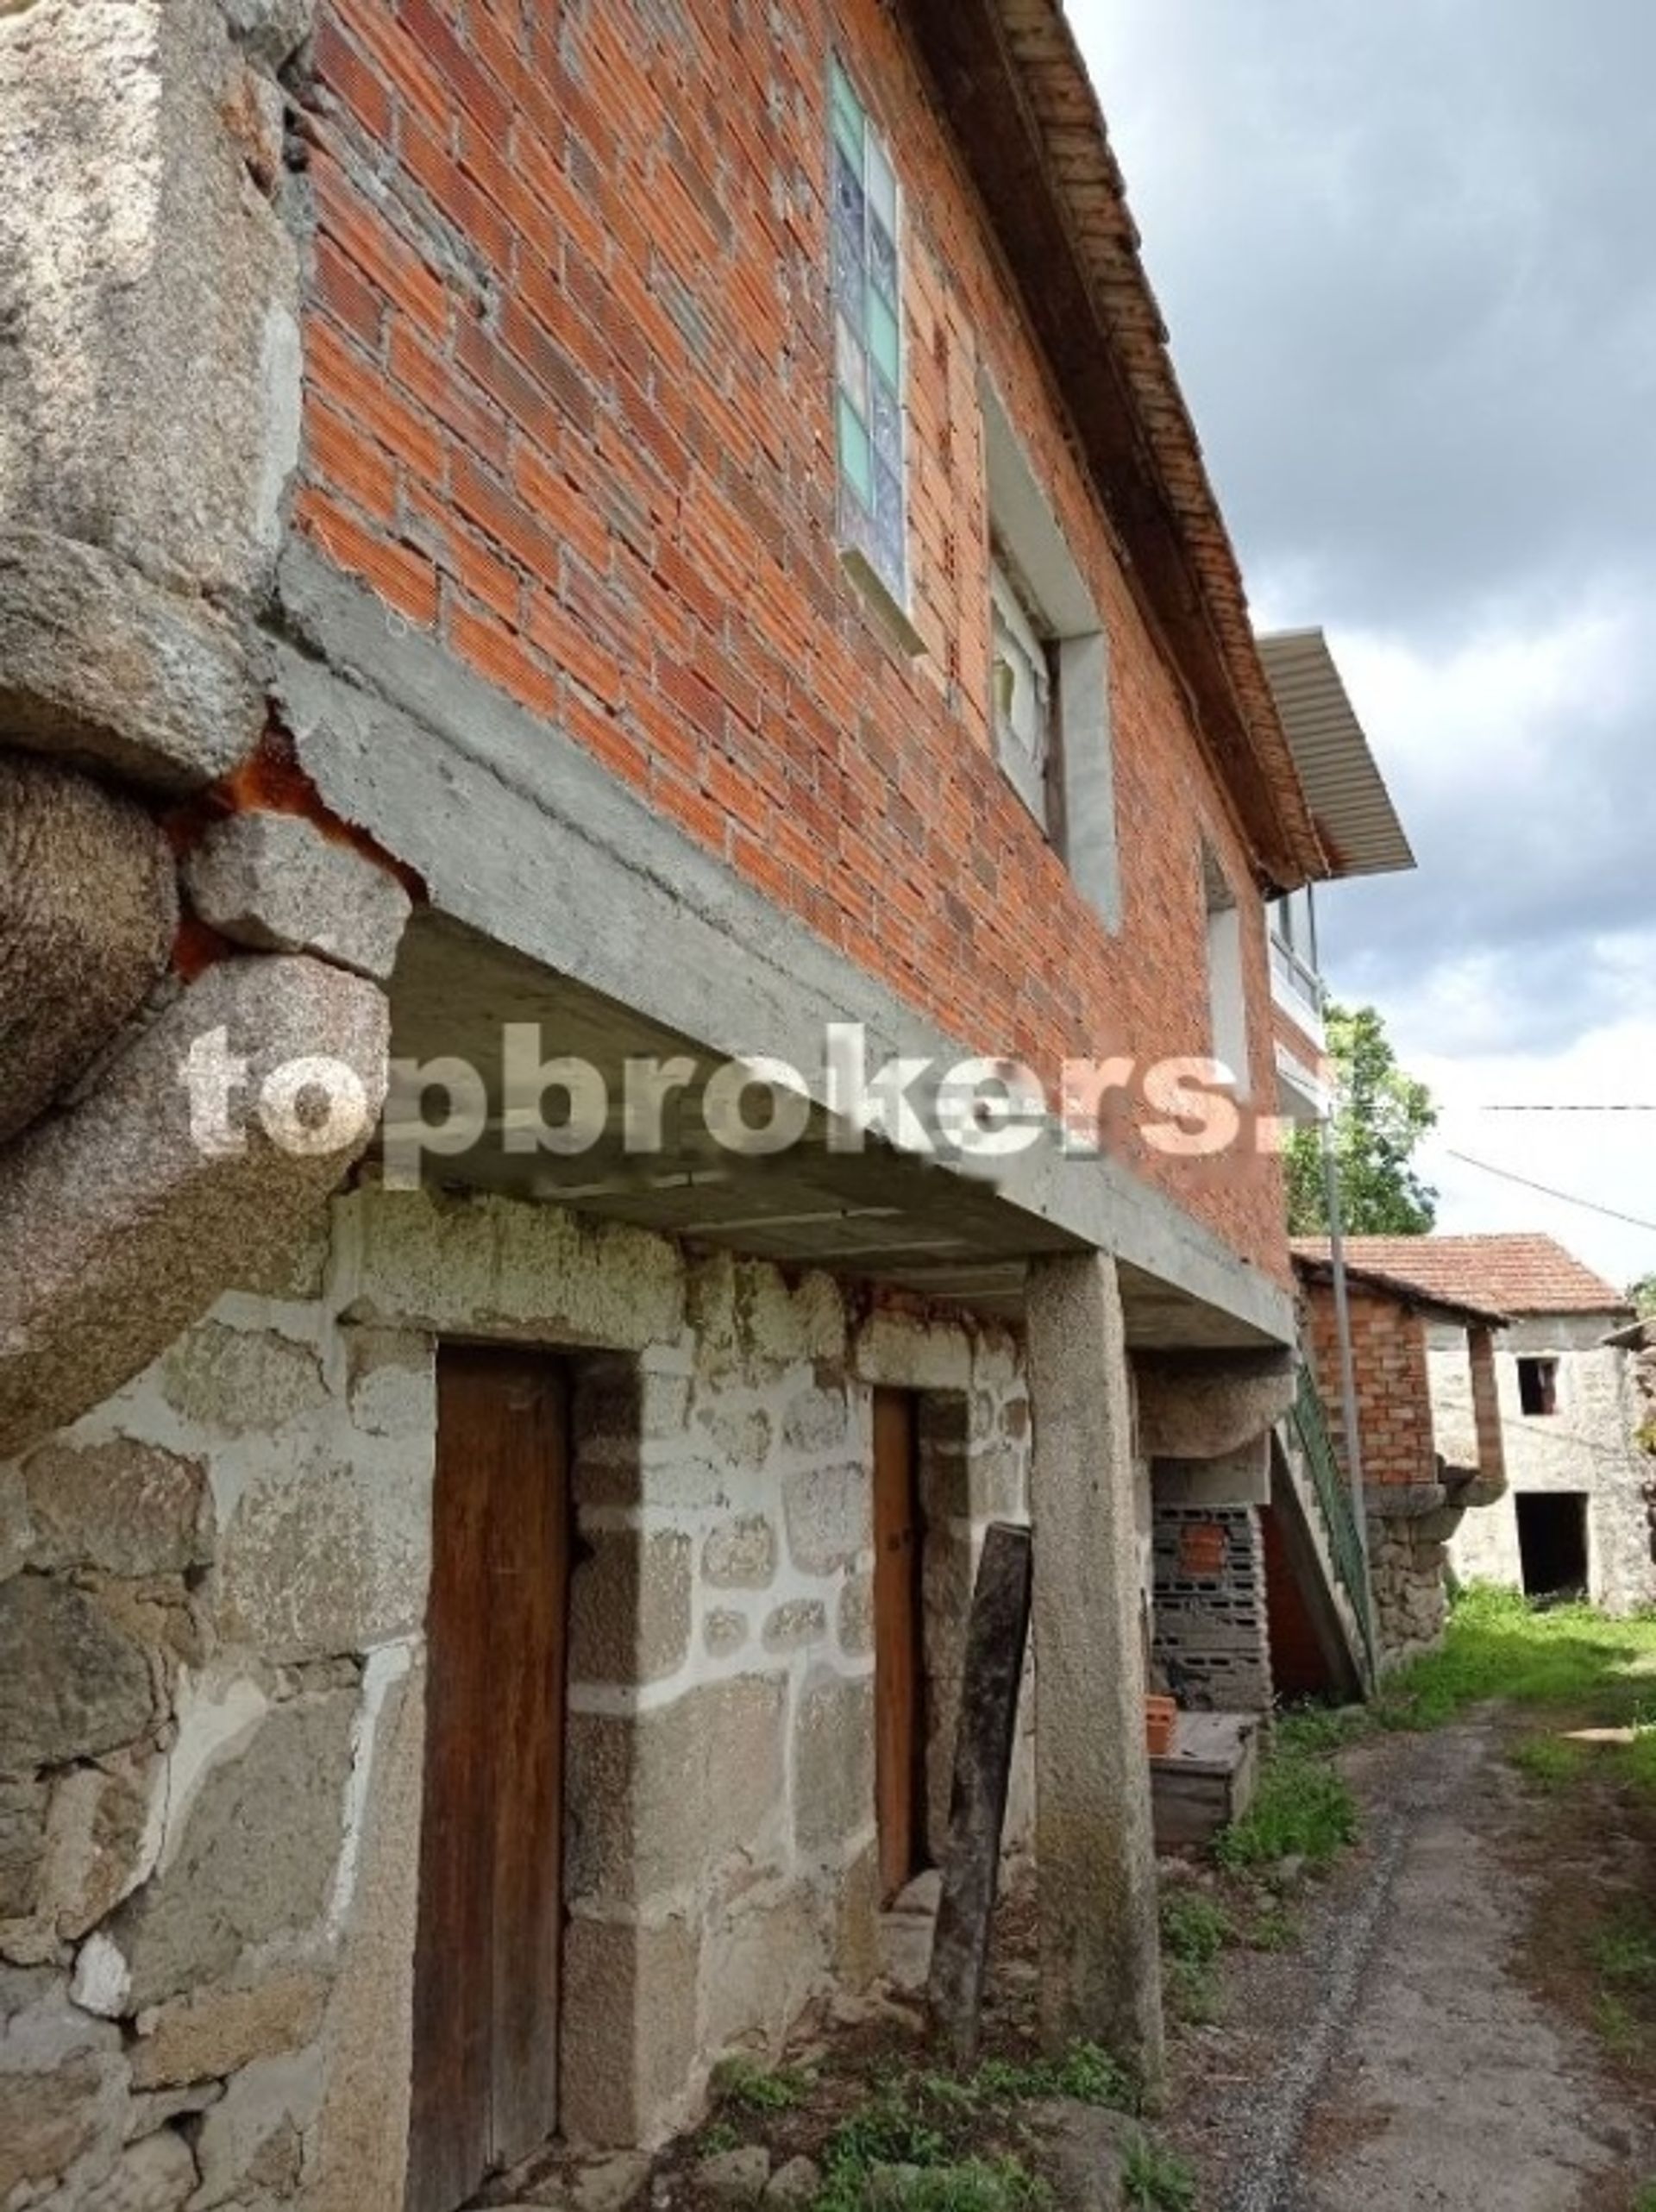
980,374,1120,930
1203,843,1251,1099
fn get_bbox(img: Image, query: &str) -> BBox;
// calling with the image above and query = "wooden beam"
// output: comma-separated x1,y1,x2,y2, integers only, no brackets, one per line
926,1521,1035,2064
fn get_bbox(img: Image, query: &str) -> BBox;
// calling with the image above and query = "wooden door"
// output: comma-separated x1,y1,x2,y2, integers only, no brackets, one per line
873,1388,926,1901
408,1347,569,2212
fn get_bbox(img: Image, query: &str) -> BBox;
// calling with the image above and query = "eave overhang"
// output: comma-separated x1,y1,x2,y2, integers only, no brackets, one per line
897,0,1325,891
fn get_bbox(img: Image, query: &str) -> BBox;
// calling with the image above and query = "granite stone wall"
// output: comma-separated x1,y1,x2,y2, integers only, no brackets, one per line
0,1179,1031,2201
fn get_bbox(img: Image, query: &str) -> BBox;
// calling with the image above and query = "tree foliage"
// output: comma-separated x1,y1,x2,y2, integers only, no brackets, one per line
1628,1274,1656,1320
1286,1002,1439,1236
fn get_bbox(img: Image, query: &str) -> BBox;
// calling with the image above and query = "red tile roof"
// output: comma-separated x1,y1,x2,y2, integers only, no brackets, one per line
1289,1234,1632,1317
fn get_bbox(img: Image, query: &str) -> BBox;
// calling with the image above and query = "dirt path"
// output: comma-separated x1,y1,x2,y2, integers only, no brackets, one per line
1166,1714,1656,2211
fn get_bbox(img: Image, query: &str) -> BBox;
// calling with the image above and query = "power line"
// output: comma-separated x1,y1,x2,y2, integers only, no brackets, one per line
1445,1148,1656,1235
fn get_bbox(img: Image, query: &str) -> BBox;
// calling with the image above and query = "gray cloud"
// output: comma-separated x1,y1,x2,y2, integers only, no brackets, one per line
1073,0,1656,1053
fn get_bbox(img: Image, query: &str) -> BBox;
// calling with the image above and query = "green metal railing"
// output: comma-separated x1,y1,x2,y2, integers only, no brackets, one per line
1289,1360,1377,1682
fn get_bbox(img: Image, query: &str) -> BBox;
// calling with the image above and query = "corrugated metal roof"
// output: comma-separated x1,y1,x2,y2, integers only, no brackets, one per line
1257,630,1415,880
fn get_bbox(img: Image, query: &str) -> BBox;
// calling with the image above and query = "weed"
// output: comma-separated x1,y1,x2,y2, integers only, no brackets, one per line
1245,1905,1298,1953
1120,2132,1197,2212
1159,1888,1233,1965
965,2043,1134,2113
699,2119,741,2155
1161,1952,1220,2026
1214,1750,1357,1870
1509,1736,1591,1790
1590,1907,1656,1991
825,2091,950,2175
712,2056,811,2113
1593,1989,1640,2059
878,2157,1052,2212
1634,2183,1656,2212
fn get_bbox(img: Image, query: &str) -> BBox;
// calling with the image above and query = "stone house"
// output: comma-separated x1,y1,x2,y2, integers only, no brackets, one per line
1347,1236,1652,1613
1290,1244,1509,1671
0,1,1401,2205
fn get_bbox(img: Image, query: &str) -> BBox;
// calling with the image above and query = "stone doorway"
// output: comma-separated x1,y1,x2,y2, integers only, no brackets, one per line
1516,1491,1590,1601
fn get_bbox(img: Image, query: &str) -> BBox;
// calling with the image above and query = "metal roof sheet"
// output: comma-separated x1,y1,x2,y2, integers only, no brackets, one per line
1258,630,1415,880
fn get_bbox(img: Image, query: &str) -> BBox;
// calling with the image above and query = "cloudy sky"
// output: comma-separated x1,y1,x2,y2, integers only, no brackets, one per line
1071,0,1656,1291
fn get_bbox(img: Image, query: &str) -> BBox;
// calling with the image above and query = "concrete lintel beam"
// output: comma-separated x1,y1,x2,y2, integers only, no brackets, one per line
0,953,389,1456
272,553,1298,1353
1133,1348,1295,1461
1027,1250,1164,2085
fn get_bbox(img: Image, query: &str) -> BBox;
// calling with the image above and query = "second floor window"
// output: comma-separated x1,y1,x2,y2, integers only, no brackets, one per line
990,557,1054,824
831,59,907,608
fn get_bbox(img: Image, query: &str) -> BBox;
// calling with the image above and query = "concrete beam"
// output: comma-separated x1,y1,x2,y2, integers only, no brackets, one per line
1026,1252,1164,2084
273,550,1296,1352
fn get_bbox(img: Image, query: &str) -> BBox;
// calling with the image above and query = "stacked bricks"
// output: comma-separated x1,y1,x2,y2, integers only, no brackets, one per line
1151,1504,1273,1712
291,0,1293,1283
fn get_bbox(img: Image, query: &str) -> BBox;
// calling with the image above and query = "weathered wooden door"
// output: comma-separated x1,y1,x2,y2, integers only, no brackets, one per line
407,1347,569,2212
873,1388,926,1900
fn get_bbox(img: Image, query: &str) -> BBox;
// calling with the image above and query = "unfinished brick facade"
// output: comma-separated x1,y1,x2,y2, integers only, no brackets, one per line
294,0,1291,1269
0,0,1362,2197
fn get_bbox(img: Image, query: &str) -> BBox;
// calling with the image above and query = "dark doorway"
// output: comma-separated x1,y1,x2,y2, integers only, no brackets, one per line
873,1388,928,1901
1515,1492,1589,1600
409,1347,570,2212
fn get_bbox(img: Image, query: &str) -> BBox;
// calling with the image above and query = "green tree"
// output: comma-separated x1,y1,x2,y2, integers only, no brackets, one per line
1628,1274,1656,1319
1286,1002,1439,1236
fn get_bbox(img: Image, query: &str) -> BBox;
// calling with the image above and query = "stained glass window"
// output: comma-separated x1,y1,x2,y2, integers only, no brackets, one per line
830,59,906,607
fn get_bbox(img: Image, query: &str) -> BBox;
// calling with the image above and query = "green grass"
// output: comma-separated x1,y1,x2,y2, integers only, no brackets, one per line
1213,1746,1358,1870
1634,2183,1656,2212
811,2045,1139,2212
1158,1888,1233,2024
712,2056,812,2113
1120,2133,1197,2212
1508,1734,1593,1791
1375,1586,1656,1732
1159,1889,1233,1964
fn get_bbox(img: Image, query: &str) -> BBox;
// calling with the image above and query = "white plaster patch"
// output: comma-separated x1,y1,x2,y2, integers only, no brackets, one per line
326,1638,414,1940
145,1668,270,1879
72,1930,131,2018
256,298,304,554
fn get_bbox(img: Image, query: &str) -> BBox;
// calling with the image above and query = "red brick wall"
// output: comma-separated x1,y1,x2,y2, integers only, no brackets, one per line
1302,1279,1437,1491
1261,1499,1336,1700
292,0,1291,1278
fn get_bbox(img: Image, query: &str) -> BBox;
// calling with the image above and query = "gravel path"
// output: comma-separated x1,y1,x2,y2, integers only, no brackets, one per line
1166,1715,1653,2211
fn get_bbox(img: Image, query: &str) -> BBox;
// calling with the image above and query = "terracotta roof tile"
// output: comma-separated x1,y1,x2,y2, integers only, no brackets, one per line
1289,1235,1631,1317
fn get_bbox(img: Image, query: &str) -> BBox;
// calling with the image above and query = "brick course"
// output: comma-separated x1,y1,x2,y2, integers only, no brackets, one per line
292,0,1294,1279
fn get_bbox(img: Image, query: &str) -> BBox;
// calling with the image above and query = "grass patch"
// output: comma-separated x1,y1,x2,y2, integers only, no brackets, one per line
712,2056,813,2113
810,2044,1140,2212
1214,1747,1358,1870
1120,2133,1197,2212
1509,1735,1592,1791
1244,1903,1299,1953
1158,1887,1233,2024
1376,1586,1656,1733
